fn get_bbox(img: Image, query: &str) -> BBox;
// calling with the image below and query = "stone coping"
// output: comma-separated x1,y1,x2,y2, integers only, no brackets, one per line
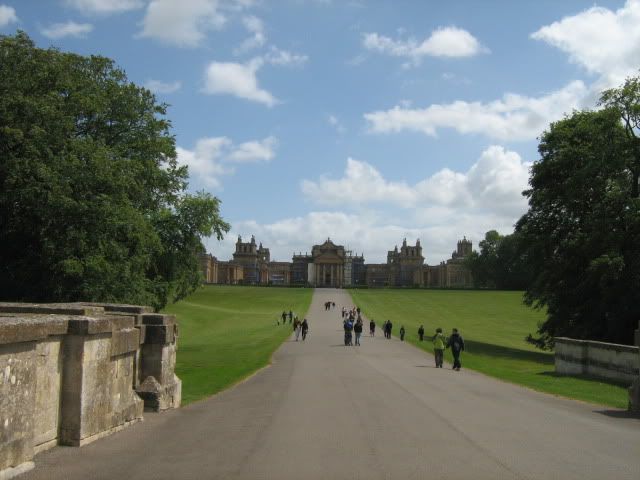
0,303,105,316
0,314,135,344
555,337,639,354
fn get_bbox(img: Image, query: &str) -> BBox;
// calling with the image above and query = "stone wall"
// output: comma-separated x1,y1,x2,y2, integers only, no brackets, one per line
554,337,639,385
0,303,181,479
629,321,640,413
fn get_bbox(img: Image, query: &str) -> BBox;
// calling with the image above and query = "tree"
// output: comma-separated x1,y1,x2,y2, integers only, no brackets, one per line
0,32,229,310
464,230,531,290
516,105,640,348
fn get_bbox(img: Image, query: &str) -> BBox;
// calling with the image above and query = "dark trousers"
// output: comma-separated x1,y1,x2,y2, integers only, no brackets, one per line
419,333,424,341
434,349,444,367
302,330,308,340
452,351,461,369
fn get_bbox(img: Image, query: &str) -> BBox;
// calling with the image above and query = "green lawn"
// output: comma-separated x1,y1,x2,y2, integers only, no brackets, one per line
349,289,629,409
163,285,312,405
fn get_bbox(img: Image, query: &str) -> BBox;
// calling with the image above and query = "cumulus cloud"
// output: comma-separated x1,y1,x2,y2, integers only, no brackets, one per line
301,146,530,217
65,0,145,14
363,27,487,66
144,79,182,94
531,0,640,89
0,5,18,27
364,80,588,141
203,58,276,106
227,136,277,162
40,21,93,39
177,135,277,187
139,0,227,47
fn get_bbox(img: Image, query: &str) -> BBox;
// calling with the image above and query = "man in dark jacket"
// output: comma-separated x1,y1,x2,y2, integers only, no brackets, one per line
446,328,465,371
418,325,425,341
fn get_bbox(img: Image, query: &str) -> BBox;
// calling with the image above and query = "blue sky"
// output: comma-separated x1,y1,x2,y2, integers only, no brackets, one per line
1,0,637,262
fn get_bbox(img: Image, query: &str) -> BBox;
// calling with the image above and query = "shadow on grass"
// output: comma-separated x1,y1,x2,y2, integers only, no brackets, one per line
464,339,553,365
537,371,631,388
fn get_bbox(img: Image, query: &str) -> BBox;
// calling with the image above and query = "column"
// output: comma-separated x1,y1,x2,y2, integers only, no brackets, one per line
330,264,334,286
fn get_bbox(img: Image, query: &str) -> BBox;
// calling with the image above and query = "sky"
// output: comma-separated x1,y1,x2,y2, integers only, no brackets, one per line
2,0,638,263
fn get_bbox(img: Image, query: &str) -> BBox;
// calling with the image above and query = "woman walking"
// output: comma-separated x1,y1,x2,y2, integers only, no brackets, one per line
354,319,363,346
301,319,309,341
433,328,445,368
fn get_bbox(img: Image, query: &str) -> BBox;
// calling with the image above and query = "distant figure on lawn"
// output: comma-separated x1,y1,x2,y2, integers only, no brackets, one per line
418,325,425,341
281,311,287,325
301,319,309,341
433,328,445,368
293,317,301,341
399,325,405,341
354,319,363,346
288,310,293,324
369,319,376,337
447,328,465,371
384,320,393,339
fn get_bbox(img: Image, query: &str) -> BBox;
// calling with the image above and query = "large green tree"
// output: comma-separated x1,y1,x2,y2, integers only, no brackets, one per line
0,32,229,310
516,102,640,347
465,230,531,290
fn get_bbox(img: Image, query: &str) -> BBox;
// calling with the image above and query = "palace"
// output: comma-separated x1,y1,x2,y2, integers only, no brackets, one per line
200,236,474,288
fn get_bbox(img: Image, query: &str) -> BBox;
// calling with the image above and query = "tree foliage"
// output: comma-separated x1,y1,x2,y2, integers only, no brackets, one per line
0,32,229,310
464,230,531,290
516,99,640,348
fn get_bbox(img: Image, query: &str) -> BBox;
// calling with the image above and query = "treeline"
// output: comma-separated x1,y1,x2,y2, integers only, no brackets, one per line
0,32,230,310
470,75,640,348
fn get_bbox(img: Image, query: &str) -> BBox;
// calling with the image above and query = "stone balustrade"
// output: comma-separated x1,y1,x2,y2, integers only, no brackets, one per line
0,302,181,479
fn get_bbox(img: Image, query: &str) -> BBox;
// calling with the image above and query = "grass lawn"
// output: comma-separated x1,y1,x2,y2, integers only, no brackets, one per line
349,289,629,409
163,285,312,405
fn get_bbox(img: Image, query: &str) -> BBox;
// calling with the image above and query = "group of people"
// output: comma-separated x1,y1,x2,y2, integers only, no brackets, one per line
293,317,309,341
339,305,466,370
342,306,363,345
324,301,335,311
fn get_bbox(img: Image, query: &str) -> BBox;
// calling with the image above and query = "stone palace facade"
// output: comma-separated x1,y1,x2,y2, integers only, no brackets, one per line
200,236,474,288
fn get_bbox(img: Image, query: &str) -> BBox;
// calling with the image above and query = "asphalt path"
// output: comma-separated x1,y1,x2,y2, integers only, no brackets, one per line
24,288,640,480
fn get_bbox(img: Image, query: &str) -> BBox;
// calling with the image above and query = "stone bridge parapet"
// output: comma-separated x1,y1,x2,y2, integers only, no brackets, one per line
0,302,181,479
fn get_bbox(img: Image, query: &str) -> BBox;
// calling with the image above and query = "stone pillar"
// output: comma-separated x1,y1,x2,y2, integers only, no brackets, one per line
330,264,334,286
136,313,182,412
630,319,640,413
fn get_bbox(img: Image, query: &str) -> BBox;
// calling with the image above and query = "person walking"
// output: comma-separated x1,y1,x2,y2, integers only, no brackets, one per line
344,318,354,346
369,319,376,337
447,328,465,371
418,325,425,341
293,317,301,341
385,320,393,339
433,328,445,368
281,311,287,326
354,319,363,346
301,319,309,341
399,325,406,341
288,310,293,324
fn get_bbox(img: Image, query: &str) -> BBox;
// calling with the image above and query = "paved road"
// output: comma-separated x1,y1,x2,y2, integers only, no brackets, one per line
25,289,640,480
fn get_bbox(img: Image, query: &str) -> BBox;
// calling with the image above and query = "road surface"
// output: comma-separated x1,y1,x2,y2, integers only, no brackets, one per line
23,288,640,479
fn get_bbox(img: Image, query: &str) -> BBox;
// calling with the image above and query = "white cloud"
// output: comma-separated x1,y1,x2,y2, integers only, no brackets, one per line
364,80,588,141
177,135,277,187
301,146,530,217
0,5,18,27
65,0,144,14
40,21,93,39
145,79,182,94
139,0,227,47
203,58,277,106
531,0,640,89
235,15,266,53
263,46,308,66
327,114,346,134
227,136,277,162
363,27,487,65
